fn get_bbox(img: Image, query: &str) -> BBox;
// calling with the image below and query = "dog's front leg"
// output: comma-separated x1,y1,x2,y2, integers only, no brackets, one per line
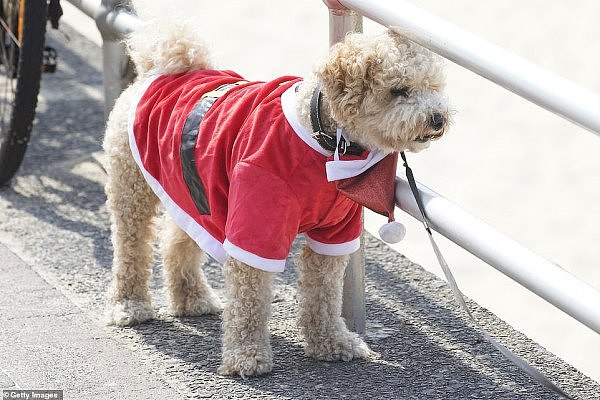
297,244,372,361
218,258,274,377
160,217,222,316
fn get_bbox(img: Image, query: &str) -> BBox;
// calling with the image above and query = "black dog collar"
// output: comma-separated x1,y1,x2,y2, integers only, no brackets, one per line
309,86,364,156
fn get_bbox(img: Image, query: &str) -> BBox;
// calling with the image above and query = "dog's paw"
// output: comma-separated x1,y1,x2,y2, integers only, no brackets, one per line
105,299,155,326
305,331,372,362
169,293,223,317
218,345,273,378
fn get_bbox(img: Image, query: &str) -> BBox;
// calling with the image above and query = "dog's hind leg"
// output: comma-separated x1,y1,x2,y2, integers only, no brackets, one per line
104,161,158,326
296,244,372,361
218,258,274,377
160,217,222,316
104,87,159,327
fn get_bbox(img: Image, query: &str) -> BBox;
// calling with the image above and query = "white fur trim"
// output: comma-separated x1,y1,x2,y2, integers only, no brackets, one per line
325,150,387,182
281,82,332,157
223,239,286,272
127,75,228,265
281,82,388,182
304,235,361,256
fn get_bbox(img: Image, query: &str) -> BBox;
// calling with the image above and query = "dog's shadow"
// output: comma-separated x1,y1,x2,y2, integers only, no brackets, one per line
122,236,558,400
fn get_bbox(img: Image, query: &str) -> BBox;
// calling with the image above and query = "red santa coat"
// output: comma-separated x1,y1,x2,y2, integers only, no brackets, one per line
128,70,363,272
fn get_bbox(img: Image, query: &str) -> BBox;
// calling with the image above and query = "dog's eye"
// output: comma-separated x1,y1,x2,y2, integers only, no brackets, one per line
390,87,410,98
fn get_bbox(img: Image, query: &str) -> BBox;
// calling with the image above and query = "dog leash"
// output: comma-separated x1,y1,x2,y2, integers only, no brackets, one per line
399,151,574,400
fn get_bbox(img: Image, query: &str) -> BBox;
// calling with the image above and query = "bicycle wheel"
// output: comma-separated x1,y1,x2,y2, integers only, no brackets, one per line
0,0,47,186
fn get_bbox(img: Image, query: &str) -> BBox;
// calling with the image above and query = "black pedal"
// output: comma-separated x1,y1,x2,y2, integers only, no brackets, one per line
42,46,57,73
48,0,63,29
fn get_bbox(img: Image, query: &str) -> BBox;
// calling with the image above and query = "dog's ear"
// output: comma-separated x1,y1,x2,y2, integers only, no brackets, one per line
316,33,382,118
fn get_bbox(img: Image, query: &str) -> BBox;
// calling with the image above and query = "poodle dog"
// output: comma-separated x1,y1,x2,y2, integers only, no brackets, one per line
103,20,449,377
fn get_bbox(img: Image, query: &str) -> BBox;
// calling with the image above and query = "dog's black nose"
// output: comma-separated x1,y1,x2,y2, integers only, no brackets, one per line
429,113,446,131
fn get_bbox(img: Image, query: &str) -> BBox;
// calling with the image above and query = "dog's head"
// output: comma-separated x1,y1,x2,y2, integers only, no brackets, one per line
316,30,451,153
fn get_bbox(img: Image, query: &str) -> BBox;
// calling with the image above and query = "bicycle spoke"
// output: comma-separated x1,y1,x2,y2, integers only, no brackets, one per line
0,0,47,184
0,22,15,134
0,17,20,48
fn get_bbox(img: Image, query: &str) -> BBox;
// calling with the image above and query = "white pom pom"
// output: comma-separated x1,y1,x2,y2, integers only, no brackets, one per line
378,221,406,243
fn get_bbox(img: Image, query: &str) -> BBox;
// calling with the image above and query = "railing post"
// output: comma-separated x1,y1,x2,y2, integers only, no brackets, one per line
323,0,366,335
97,0,136,118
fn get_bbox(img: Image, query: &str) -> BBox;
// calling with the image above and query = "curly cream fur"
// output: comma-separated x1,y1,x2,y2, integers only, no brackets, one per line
219,259,274,377
297,31,450,153
104,84,158,326
127,21,213,76
297,245,371,361
104,19,450,377
160,217,222,316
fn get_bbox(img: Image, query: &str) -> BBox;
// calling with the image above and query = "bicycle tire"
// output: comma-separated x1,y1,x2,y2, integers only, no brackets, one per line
0,0,47,186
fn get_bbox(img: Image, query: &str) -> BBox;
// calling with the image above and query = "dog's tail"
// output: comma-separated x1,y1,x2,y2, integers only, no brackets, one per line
127,19,212,76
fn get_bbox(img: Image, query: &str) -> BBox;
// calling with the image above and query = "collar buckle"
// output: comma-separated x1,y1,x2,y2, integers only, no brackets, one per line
309,86,364,156
338,137,348,155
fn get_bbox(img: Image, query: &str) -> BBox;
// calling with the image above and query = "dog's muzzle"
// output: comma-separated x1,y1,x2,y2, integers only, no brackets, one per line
415,113,447,143
429,112,446,131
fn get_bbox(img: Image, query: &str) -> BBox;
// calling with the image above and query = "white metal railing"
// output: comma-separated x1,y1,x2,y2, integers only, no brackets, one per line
339,0,600,136
395,177,600,334
333,0,600,335
65,0,140,37
64,0,600,336
65,0,141,117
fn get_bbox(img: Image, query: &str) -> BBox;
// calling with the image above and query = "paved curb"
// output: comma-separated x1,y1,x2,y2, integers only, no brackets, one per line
0,244,181,399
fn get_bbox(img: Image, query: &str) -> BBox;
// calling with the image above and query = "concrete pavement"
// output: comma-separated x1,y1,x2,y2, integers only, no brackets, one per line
0,244,180,399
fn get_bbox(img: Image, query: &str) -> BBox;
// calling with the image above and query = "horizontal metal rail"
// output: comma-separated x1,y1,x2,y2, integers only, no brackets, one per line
395,176,600,335
339,0,600,136
65,0,141,38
